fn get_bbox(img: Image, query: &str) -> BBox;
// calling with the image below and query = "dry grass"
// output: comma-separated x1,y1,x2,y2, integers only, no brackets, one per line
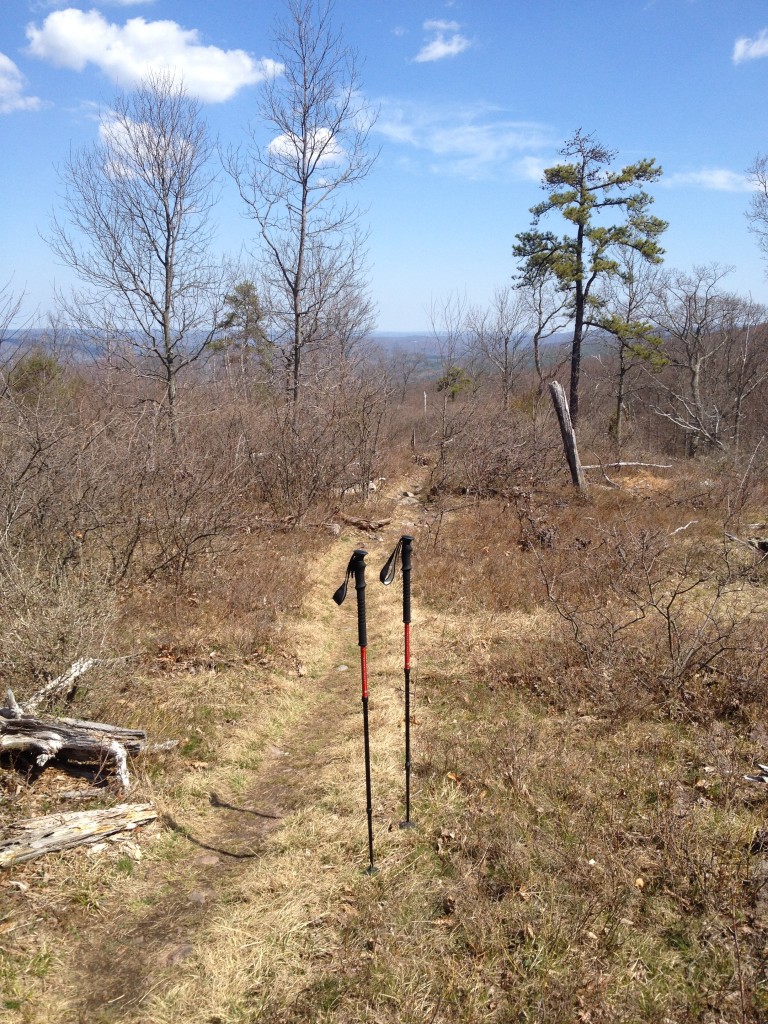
4,460,768,1023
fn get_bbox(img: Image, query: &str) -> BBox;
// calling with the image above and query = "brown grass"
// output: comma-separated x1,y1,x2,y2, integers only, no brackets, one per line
4,455,768,1023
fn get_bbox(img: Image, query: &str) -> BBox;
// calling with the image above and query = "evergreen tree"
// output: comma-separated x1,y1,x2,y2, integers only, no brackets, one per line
513,130,666,426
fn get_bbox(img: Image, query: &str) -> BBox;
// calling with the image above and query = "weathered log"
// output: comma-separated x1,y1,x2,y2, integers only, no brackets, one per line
726,533,768,555
549,381,586,491
0,804,156,866
339,513,392,532
1,690,146,789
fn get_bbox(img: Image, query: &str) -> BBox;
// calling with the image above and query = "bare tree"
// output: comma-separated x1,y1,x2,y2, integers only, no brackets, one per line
388,345,425,404
48,71,226,442
430,291,473,403
594,250,666,451
747,153,768,264
520,275,570,398
717,296,768,452
428,292,477,486
0,280,25,396
465,284,530,410
0,280,23,340
650,264,767,454
226,0,377,408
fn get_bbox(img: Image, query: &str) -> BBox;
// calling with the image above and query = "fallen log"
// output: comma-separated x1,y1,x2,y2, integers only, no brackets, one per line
726,533,768,555
0,804,156,867
339,513,392,532
1,689,146,789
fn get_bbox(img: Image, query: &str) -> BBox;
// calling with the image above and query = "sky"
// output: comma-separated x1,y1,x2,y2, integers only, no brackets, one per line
2,0,768,332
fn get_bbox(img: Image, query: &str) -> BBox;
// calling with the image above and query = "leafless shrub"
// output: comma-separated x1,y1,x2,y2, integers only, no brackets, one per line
527,512,768,718
250,395,348,522
424,390,563,499
450,405,562,498
0,539,117,700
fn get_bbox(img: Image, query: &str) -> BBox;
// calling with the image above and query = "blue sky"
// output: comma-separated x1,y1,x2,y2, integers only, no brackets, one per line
2,0,768,331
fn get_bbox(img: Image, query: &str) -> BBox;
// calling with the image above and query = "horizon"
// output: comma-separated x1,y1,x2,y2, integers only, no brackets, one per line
2,0,768,331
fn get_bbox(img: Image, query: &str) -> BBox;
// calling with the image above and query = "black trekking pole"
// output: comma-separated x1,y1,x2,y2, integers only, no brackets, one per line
333,549,377,875
380,535,415,829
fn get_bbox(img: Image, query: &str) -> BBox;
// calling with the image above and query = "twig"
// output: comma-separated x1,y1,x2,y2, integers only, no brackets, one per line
670,521,698,535
581,461,672,470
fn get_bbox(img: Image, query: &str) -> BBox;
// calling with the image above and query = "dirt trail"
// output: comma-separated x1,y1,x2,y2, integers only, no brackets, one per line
59,473,429,1022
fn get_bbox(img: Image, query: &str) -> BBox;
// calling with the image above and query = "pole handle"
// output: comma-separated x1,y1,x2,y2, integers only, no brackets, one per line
333,549,368,616
401,535,413,625
352,549,367,648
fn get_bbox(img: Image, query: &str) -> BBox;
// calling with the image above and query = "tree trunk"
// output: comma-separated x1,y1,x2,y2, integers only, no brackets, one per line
569,218,586,428
549,381,587,491
614,354,628,452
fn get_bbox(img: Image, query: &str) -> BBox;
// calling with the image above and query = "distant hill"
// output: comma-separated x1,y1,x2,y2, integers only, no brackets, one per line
368,332,440,354
368,329,580,354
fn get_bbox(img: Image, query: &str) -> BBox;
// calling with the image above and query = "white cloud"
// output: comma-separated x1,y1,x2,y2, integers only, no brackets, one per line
376,100,550,179
733,29,768,63
0,52,41,114
515,155,549,183
424,20,460,32
664,168,752,192
268,126,344,166
98,113,195,180
41,0,157,6
414,19,471,63
26,8,282,103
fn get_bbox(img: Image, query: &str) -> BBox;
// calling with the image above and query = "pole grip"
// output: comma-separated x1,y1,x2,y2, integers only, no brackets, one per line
401,535,413,625
352,549,368,648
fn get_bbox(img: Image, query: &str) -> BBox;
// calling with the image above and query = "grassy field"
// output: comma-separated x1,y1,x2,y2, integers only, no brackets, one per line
3,459,768,1023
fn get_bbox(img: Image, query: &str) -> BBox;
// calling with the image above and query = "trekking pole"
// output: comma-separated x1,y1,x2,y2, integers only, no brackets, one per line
380,535,415,829
333,549,377,875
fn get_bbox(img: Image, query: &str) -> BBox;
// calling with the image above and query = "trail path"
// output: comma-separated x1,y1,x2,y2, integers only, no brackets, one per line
61,472,430,1022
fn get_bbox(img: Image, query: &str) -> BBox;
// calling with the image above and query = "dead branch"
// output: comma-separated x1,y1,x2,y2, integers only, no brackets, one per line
670,521,699,535
22,658,97,713
549,381,586,491
726,533,768,555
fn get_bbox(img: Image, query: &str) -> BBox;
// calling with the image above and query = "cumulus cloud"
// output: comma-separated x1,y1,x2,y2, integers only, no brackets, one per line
414,19,471,63
664,168,752,192
376,100,550,179
98,113,197,181
268,126,344,166
0,52,41,113
26,8,281,103
733,29,768,63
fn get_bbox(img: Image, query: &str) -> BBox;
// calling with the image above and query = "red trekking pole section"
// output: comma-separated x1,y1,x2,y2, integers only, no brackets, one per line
381,534,416,829
333,548,377,875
